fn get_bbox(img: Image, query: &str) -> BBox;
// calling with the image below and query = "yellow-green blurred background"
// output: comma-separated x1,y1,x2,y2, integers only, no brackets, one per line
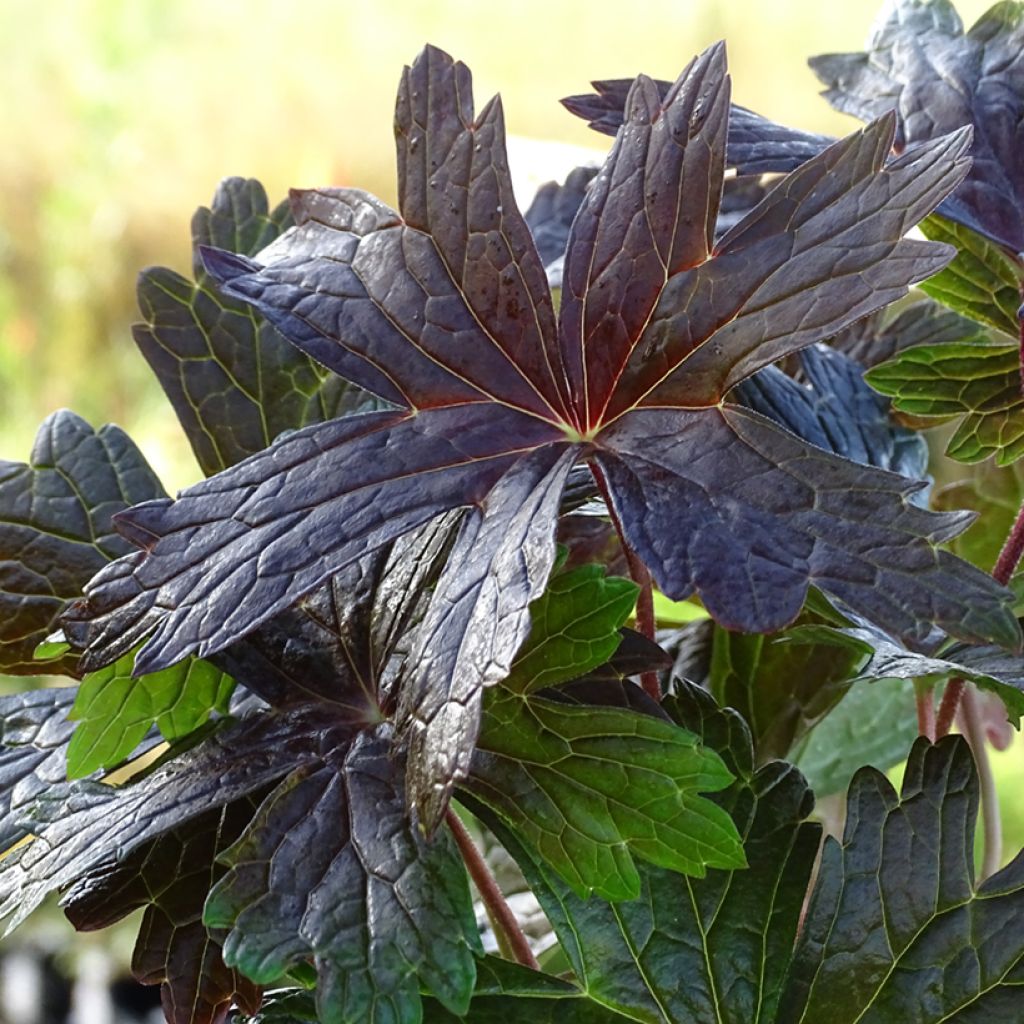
0,0,1020,946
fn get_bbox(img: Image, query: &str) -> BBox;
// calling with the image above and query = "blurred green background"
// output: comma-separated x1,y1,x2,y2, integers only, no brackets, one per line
0,0,1019,910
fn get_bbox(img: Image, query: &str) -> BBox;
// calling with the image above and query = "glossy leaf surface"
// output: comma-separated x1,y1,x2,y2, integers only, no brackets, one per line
810,0,1024,255
135,177,368,477
561,78,834,174
205,726,480,1024
72,43,1020,829
64,801,262,1024
480,683,819,1024
778,736,1024,1021
0,411,165,675
867,338,1024,464
469,686,742,900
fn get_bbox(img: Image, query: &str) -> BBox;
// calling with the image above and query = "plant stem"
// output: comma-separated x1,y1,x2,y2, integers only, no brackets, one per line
935,677,966,739
590,463,661,702
445,808,538,971
935,482,1024,737
960,685,1003,880
915,680,936,741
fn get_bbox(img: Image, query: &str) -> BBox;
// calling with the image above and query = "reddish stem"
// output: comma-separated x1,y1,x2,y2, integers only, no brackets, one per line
935,677,966,739
992,498,1024,587
445,808,538,971
590,463,661,702
915,681,936,741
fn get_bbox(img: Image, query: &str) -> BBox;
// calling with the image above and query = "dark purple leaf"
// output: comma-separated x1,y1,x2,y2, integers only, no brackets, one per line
0,706,354,934
0,688,76,850
523,166,598,272
71,43,1020,828
562,78,834,174
595,405,1018,651
810,0,1024,255
398,444,577,828
135,177,371,479
64,801,262,1024
205,726,480,1024
735,344,929,483
0,411,165,675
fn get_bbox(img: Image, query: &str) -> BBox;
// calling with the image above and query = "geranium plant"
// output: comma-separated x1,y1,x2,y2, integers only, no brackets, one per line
1,1,1024,1021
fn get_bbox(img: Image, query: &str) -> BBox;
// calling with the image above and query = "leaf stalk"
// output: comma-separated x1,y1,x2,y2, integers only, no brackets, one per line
590,462,661,701
445,807,539,971
960,684,1003,880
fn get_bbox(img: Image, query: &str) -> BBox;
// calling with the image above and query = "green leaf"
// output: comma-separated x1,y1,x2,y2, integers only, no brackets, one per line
792,678,919,798
504,563,638,694
707,612,866,762
135,177,372,478
467,685,743,901
205,727,480,1024
778,736,1024,1021
866,341,1024,464
471,682,819,1023
918,213,1024,338
33,637,71,662
935,460,1024,573
66,652,235,778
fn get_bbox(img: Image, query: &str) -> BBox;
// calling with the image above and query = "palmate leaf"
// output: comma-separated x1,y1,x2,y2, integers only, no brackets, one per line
0,688,77,851
204,726,480,1024
472,683,820,1024
66,650,236,778
916,214,1024,337
71,43,1020,830
468,687,742,901
135,177,371,478
810,0,1024,256
867,338,1024,464
777,736,1024,1022
0,410,166,675
63,801,263,1024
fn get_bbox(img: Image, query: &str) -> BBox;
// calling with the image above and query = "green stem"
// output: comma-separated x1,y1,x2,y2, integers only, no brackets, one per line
960,685,1003,880
445,808,538,970
590,463,661,702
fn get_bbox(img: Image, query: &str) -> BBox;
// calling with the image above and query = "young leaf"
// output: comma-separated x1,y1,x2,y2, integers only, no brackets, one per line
472,682,820,1024
867,338,1024,464
72,43,1019,831
204,726,480,1024
503,563,639,694
66,651,236,778
810,0,1024,255
467,686,743,900
778,736,1024,1021
792,678,919,798
916,215,1024,337
135,177,371,477
63,801,263,1024
0,411,166,675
